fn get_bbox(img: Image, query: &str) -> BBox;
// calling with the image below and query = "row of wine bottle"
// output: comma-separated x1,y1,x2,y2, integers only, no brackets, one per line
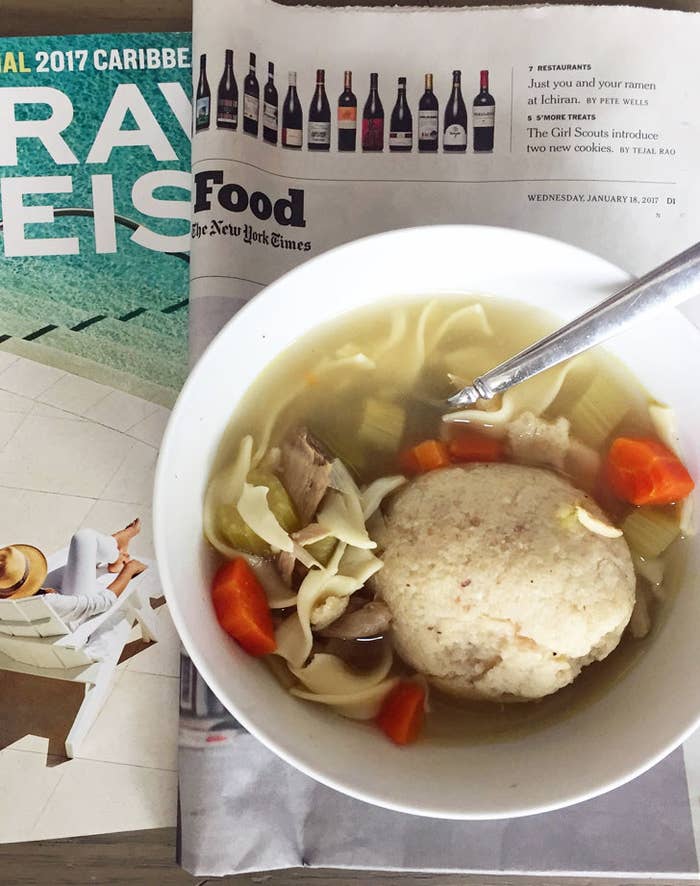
195,52,496,152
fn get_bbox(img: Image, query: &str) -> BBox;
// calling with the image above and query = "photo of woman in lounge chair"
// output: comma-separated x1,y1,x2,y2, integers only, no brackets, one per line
0,520,148,628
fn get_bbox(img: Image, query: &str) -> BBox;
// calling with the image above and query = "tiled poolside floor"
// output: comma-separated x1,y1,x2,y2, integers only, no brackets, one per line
0,348,178,843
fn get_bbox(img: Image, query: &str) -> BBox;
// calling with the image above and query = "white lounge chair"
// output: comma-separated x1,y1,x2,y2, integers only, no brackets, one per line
0,549,160,758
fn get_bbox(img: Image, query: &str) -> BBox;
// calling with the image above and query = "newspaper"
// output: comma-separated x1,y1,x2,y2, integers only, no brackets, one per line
180,0,700,876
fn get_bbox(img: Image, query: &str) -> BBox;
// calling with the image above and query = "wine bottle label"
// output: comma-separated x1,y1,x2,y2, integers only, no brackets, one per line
217,99,237,122
418,110,438,140
473,106,495,128
338,107,357,129
389,131,412,147
283,127,302,147
263,101,278,129
443,123,467,146
308,121,331,144
196,97,210,125
362,118,383,150
243,94,259,121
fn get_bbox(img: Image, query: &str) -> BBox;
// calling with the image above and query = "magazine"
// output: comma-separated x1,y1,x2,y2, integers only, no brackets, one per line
0,31,190,843
179,0,700,877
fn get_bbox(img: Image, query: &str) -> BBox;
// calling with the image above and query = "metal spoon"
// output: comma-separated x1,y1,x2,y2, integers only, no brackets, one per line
446,241,700,410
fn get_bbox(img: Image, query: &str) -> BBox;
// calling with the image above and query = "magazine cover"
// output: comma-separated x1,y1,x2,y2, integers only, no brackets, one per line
177,0,700,877
0,31,190,842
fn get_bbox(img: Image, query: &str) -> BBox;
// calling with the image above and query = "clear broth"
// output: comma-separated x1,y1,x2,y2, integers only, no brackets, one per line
214,295,683,743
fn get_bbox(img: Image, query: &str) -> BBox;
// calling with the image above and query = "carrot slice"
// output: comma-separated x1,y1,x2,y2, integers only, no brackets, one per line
376,681,426,746
211,557,277,657
605,437,694,506
399,439,451,474
398,447,422,475
448,429,504,463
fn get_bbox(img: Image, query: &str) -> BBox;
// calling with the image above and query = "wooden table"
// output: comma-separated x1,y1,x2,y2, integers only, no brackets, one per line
2,0,696,883
2,827,691,886
0,828,689,886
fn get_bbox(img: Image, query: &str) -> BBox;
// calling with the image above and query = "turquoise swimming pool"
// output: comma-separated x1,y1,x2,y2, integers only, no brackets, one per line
0,221,189,404
0,32,191,406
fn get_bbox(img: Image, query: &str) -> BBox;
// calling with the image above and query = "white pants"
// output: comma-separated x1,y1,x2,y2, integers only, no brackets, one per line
46,529,119,598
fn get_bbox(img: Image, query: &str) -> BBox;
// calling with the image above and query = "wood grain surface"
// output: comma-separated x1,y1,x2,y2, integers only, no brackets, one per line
0,827,694,885
1,0,697,34
2,0,698,883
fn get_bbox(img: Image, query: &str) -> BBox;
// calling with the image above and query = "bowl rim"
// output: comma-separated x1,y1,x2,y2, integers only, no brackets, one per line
154,224,700,819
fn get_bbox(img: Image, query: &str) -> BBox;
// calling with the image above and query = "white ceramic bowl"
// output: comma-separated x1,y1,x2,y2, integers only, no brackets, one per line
154,226,700,819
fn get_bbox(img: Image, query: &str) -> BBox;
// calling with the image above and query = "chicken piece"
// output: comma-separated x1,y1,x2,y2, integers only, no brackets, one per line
275,551,296,587
292,523,331,546
280,428,333,525
565,437,602,493
319,600,392,640
506,411,570,471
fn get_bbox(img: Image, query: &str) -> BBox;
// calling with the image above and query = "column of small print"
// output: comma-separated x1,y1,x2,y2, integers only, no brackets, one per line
195,52,495,153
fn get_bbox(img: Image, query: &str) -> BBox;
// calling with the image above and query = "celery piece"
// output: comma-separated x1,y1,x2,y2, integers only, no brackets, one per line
568,375,630,448
218,503,270,556
358,397,406,452
312,425,365,477
648,402,681,455
248,469,301,534
305,535,338,566
622,507,680,560
217,469,299,556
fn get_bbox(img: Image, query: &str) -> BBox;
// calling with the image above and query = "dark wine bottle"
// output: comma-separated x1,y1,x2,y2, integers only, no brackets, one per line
216,49,237,130
243,52,259,136
443,69,467,152
362,73,384,152
337,70,357,152
195,54,211,132
418,73,438,152
308,69,331,151
389,76,412,152
263,61,279,144
473,69,495,152
282,71,303,149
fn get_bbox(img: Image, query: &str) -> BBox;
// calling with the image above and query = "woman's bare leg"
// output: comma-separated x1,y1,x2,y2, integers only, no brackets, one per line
112,518,141,557
107,559,148,598
107,551,130,574
108,518,142,572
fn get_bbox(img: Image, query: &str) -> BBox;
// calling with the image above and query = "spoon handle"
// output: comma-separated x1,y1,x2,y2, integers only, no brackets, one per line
447,240,700,409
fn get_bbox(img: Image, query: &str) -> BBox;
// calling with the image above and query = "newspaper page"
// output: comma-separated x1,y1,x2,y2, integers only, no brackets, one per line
181,0,700,876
